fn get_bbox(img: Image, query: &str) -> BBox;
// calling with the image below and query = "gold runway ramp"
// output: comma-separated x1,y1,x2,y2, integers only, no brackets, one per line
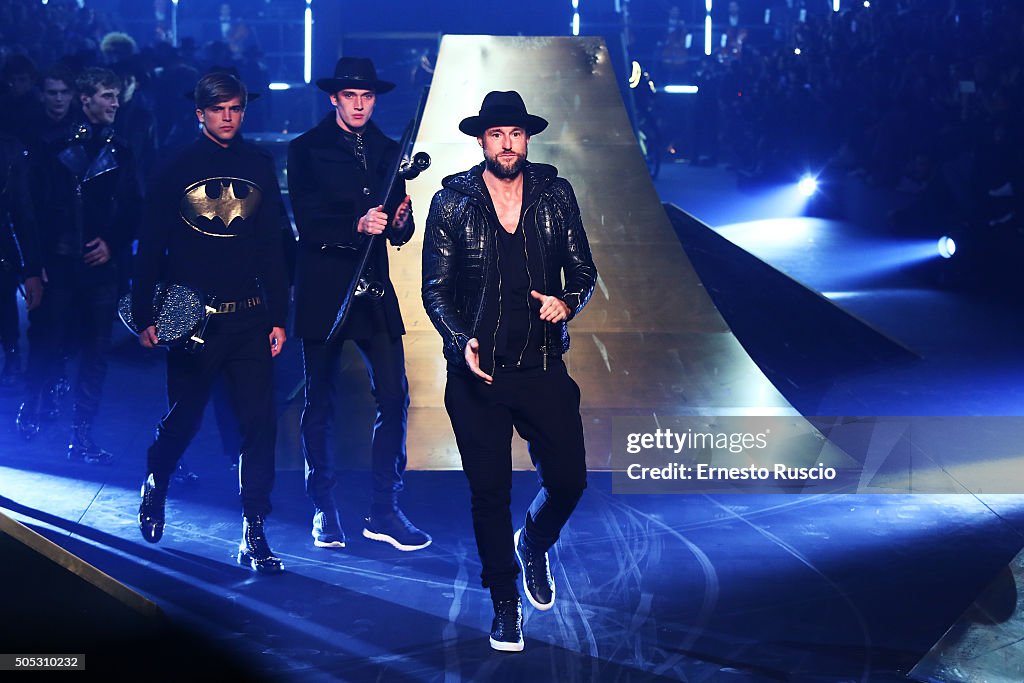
386,35,795,470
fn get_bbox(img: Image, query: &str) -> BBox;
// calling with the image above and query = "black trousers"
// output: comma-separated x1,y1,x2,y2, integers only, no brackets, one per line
444,360,587,600
0,268,19,354
300,333,409,508
24,257,116,423
146,312,276,517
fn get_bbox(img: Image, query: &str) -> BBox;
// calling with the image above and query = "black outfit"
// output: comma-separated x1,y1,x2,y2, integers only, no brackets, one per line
422,161,597,599
22,117,140,429
133,134,288,515
287,115,413,509
0,134,42,375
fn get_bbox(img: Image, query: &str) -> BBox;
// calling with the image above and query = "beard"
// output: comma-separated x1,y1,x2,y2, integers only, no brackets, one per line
484,151,526,179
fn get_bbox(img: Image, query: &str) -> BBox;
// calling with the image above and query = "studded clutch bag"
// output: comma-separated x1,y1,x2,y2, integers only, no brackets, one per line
118,282,209,348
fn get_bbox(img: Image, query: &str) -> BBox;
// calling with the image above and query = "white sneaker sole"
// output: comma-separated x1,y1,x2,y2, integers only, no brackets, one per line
489,636,524,652
313,538,346,548
514,529,555,611
362,528,432,551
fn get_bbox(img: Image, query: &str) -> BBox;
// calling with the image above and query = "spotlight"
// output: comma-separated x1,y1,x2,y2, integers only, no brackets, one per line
797,175,818,197
938,235,956,259
794,47,802,55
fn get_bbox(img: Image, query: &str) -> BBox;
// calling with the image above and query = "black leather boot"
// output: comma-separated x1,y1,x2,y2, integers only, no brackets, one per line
15,399,41,439
43,376,70,420
67,421,114,465
138,473,167,543
237,515,284,574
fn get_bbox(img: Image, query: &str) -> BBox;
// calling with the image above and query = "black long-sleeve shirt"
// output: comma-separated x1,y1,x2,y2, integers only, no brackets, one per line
132,134,288,330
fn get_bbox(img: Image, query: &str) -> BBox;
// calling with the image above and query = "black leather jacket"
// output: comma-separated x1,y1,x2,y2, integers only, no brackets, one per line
422,161,596,372
0,134,41,279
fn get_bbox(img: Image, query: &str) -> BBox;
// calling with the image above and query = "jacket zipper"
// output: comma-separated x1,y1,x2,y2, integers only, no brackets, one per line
531,203,550,371
492,225,502,376
468,198,489,337
515,211,532,368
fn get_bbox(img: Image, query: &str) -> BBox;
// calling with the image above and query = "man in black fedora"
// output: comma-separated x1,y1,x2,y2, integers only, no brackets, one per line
287,57,430,552
422,90,597,651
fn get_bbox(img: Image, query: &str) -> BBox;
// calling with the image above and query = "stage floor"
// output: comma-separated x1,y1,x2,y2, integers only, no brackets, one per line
4,454,1024,681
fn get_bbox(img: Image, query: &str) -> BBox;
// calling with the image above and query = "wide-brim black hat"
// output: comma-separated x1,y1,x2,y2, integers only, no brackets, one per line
183,65,261,101
316,57,395,94
458,90,548,137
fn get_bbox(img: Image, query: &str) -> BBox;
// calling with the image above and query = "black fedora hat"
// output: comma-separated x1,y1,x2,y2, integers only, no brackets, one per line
458,91,548,137
316,57,395,94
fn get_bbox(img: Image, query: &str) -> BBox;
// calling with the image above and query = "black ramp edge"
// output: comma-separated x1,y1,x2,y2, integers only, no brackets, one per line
665,203,919,414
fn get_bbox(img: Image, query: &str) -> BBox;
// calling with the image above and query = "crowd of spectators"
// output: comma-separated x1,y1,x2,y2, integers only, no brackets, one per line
0,0,273,166
4,0,1022,259
639,0,1023,235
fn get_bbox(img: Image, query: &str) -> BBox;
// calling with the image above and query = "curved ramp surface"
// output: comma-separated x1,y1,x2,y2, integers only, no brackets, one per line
390,35,795,470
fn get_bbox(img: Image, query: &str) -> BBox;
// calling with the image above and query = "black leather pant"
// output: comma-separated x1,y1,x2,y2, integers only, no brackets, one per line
444,360,588,600
24,257,116,424
146,312,276,516
300,333,409,508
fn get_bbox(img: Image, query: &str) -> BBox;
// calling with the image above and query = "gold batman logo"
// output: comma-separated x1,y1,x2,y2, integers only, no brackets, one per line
180,177,262,237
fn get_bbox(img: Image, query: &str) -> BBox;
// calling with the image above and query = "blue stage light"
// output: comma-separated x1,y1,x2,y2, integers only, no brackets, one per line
938,236,956,259
797,175,818,197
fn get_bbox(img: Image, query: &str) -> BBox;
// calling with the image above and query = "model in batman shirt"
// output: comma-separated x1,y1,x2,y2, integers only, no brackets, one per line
132,72,289,574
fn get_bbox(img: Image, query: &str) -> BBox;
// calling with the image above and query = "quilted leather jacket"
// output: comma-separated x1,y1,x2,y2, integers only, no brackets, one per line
422,161,596,373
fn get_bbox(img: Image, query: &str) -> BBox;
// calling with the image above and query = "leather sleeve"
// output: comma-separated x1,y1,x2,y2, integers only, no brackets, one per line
5,143,42,278
551,178,596,320
421,189,471,363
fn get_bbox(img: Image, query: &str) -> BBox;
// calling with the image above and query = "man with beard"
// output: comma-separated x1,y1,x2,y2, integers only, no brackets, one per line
287,57,430,552
133,71,289,574
422,91,597,651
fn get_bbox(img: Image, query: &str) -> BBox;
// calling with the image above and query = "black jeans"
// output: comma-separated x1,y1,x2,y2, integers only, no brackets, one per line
146,312,276,517
0,267,19,354
300,333,409,508
24,257,116,423
444,360,587,600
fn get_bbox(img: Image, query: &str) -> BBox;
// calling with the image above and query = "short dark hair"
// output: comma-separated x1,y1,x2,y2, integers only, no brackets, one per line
75,67,121,97
39,64,75,89
193,72,247,110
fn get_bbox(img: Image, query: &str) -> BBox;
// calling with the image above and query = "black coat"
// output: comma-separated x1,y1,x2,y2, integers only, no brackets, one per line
0,134,41,279
287,114,412,341
422,162,597,373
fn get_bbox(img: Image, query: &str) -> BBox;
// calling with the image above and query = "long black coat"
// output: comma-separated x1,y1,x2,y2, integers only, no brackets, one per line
287,114,412,341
